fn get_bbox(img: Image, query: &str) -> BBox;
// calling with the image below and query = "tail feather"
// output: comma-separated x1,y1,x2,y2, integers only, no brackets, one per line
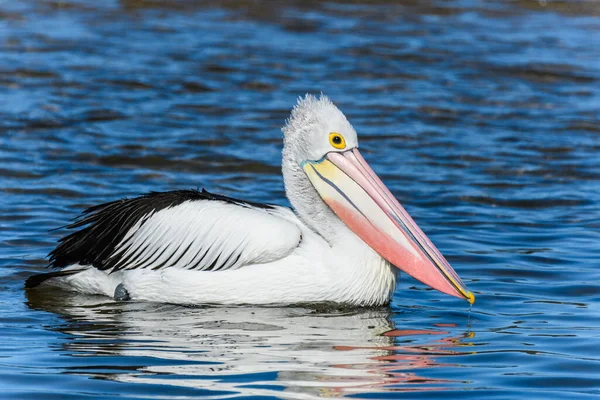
25,269,83,289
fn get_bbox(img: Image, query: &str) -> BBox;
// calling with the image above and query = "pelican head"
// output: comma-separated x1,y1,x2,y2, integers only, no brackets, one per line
282,94,474,304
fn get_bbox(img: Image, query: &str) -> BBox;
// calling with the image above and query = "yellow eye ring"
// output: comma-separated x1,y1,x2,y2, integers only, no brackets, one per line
329,132,346,149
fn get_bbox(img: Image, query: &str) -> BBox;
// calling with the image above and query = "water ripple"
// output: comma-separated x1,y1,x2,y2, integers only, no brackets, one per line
1,0,599,399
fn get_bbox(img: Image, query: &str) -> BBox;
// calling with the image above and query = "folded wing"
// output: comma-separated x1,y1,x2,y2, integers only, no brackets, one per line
49,190,302,273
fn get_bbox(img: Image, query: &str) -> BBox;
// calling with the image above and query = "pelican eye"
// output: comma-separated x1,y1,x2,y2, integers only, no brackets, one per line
329,132,346,149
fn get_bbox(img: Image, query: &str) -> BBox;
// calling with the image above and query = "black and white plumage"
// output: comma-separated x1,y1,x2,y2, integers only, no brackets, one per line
48,190,298,274
27,94,474,306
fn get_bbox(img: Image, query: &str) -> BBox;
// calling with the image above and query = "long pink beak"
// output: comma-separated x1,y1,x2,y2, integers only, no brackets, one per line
303,148,474,304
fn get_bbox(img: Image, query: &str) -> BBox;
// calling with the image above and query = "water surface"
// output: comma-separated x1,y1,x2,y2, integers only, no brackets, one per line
1,0,599,398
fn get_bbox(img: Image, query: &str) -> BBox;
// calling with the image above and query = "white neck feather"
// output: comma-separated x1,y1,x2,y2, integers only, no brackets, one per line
281,155,345,241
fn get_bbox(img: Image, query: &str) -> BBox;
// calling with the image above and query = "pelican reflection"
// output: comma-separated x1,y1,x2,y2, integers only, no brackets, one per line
27,288,474,398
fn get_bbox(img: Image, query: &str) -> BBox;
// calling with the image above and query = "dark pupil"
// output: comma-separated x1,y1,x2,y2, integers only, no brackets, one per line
332,136,342,144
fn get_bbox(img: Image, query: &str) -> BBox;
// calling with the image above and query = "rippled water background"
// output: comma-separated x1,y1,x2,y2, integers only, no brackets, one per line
1,0,600,398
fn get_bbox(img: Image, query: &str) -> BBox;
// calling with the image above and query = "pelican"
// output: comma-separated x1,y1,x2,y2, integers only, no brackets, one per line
26,94,474,307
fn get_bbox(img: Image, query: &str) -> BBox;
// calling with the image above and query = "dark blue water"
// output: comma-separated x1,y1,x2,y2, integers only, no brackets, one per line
1,1,599,398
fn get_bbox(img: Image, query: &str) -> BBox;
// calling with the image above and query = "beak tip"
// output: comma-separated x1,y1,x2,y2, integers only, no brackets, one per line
466,291,475,305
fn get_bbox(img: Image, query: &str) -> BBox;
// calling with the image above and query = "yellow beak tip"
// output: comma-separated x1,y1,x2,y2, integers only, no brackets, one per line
466,291,475,305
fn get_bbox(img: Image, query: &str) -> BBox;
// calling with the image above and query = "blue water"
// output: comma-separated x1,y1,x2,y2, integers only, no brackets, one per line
1,1,599,398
